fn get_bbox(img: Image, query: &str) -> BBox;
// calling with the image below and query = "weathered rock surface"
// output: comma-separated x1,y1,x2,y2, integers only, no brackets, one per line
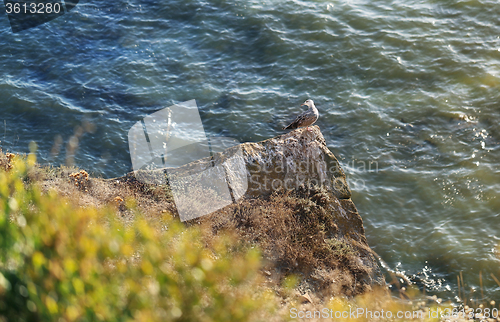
136,126,351,221
240,126,352,200
147,126,386,298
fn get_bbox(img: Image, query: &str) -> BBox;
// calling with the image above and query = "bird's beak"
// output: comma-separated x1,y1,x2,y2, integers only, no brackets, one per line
300,103,306,106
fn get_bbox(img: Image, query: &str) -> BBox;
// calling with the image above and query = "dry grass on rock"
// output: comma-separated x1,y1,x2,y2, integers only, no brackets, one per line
0,150,176,224
198,185,381,299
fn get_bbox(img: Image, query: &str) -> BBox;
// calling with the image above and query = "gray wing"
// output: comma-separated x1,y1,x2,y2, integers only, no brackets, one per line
283,110,314,130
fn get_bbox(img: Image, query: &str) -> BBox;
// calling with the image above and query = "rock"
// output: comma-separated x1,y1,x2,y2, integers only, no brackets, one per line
145,126,351,221
132,126,385,298
239,126,352,199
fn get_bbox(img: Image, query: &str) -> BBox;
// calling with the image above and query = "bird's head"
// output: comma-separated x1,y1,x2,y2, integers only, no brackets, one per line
301,99,315,108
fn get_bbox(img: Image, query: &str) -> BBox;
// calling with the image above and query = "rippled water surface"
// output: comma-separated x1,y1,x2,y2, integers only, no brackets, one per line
1,0,499,302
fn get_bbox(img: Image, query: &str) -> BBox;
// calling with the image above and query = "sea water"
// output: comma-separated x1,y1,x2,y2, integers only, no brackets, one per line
1,0,499,302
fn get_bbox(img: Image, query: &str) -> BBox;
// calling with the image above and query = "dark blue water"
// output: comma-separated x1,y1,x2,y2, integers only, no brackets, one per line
1,0,500,303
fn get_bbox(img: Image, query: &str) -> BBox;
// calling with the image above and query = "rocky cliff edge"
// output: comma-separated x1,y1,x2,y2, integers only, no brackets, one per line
156,126,386,299
27,125,385,300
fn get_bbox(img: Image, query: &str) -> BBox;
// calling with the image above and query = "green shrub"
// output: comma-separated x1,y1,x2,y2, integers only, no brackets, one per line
0,155,278,322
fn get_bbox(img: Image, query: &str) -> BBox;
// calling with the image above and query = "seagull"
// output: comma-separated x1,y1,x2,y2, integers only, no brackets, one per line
283,99,319,132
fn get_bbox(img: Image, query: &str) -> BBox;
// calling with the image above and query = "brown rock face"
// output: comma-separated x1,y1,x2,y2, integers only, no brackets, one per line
131,125,384,297
164,125,385,298
241,126,352,200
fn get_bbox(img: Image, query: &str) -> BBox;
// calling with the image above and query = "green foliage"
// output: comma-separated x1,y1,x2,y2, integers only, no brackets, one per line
0,155,277,322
